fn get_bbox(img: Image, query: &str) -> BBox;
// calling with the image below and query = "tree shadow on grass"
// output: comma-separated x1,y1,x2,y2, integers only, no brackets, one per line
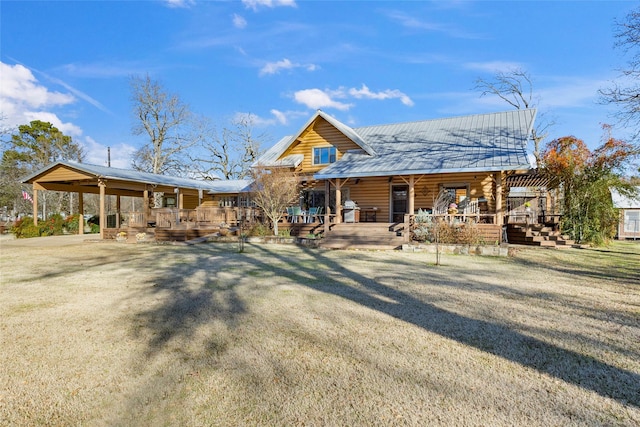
246,244,639,408
123,245,250,359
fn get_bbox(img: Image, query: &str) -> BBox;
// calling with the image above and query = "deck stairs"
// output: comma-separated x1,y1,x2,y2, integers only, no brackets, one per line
319,222,406,250
506,224,575,248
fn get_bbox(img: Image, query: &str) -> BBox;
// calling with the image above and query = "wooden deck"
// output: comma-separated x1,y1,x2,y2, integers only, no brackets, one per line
320,223,407,250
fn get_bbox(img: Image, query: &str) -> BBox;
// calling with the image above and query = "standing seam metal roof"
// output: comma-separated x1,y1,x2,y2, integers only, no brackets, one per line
314,109,536,179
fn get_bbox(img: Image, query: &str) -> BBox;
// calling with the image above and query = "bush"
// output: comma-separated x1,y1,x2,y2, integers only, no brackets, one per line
65,214,82,233
40,214,65,236
247,222,271,237
412,210,482,245
11,217,40,239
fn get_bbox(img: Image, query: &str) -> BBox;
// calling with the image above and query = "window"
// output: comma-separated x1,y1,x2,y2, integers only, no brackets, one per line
624,210,640,232
163,196,177,208
313,146,337,165
441,184,469,205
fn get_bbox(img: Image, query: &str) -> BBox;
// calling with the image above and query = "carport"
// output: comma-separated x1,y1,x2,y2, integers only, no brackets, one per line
22,161,215,239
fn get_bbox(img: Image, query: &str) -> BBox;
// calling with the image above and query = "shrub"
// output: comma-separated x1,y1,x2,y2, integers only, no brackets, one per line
65,214,81,233
41,214,65,236
412,210,483,245
11,217,40,239
247,222,271,237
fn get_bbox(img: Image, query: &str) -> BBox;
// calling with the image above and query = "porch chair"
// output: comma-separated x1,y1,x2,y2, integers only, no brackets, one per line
292,206,302,223
307,207,321,223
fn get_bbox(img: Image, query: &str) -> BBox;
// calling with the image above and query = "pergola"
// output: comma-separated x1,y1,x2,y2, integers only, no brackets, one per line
21,161,224,239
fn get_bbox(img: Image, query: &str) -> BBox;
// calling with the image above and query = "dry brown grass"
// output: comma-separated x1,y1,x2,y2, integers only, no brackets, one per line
0,235,639,426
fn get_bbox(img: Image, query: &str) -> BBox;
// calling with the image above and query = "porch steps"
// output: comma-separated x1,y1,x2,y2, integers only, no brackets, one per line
319,223,406,250
506,224,575,248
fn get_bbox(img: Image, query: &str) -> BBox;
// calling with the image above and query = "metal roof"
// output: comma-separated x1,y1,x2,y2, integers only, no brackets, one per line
314,109,536,179
22,161,251,193
612,187,640,209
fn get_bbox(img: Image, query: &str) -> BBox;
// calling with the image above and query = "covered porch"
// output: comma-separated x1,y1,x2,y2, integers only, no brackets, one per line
21,161,252,240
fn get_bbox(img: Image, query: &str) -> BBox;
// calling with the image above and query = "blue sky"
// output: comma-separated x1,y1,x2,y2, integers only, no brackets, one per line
0,0,636,169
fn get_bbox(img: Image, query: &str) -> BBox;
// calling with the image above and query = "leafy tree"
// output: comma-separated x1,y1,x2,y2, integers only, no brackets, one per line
540,127,639,245
130,74,195,176
474,68,554,165
250,166,299,236
0,120,83,216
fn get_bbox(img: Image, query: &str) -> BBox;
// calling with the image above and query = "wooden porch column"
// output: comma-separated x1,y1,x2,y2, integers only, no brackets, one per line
116,195,121,229
32,188,38,226
335,179,342,224
143,189,150,225
99,179,106,239
408,175,415,215
496,171,503,226
178,191,184,209
324,180,330,232
78,191,84,235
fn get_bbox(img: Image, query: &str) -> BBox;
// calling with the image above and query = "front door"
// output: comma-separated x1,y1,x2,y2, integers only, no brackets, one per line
391,185,408,223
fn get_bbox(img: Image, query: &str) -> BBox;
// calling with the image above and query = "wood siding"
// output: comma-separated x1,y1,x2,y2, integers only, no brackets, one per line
280,117,362,174
340,172,498,222
35,165,94,182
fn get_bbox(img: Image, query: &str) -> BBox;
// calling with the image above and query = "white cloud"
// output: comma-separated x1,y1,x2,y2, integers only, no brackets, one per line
1,62,75,109
349,84,414,106
233,109,307,127
83,136,136,169
22,111,83,137
242,0,297,12
294,88,353,111
386,10,481,39
233,13,248,29
164,0,195,9
0,62,80,134
270,109,288,125
293,85,414,111
464,61,525,74
259,58,318,76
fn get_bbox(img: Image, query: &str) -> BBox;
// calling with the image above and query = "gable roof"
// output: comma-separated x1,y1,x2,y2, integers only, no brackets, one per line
314,109,536,179
256,110,376,167
22,161,252,193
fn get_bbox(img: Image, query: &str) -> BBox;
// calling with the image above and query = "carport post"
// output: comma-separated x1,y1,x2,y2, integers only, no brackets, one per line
78,191,84,235
99,179,106,239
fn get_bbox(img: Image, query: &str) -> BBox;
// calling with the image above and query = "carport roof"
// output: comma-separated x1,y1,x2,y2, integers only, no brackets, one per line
22,161,251,194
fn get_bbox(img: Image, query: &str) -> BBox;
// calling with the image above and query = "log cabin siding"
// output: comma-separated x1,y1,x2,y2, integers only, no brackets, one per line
281,118,362,174
336,172,499,222
183,194,200,210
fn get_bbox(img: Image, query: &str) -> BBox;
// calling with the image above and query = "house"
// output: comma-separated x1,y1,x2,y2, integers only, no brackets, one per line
257,109,536,224
22,109,542,244
612,187,640,240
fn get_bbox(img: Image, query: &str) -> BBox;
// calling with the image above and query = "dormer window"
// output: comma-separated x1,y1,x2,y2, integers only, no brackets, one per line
313,146,337,165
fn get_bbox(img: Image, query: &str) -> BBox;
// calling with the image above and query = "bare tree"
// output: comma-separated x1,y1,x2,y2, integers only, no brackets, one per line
250,166,299,236
474,68,554,165
599,8,640,141
190,114,267,180
230,114,267,178
189,117,241,180
130,74,195,176
431,189,451,266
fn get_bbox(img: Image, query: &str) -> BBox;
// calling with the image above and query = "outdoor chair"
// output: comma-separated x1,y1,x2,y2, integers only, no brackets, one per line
287,206,302,223
306,207,318,223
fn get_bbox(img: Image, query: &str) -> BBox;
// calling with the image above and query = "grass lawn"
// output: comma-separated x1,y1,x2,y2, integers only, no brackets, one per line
1,237,639,426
